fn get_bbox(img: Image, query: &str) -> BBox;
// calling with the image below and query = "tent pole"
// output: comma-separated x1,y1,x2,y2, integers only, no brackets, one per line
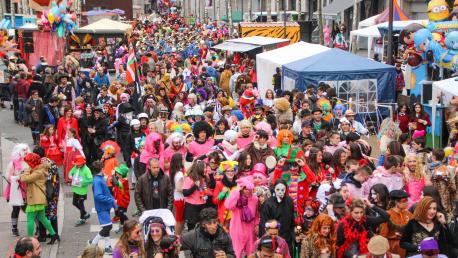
387,0,394,64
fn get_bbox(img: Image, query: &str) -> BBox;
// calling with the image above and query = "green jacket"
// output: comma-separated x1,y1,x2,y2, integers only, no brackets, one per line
274,143,291,158
69,165,93,195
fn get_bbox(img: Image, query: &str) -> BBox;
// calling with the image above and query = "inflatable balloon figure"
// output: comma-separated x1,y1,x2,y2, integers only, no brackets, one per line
0,20,9,48
38,0,77,37
415,28,458,71
239,89,259,119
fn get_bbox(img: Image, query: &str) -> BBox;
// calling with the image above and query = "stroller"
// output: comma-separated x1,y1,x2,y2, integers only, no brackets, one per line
139,209,176,238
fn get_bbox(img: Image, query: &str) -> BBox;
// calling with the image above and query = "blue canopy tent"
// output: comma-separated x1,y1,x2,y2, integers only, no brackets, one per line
282,49,396,125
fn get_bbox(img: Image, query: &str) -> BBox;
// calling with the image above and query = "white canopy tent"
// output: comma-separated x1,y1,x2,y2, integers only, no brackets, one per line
76,18,132,34
349,25,381,58
227,36,290,46
432,77,458,147
256,41,329,97
358,15,378,28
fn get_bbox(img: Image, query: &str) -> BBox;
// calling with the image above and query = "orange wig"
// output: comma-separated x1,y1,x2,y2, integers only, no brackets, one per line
276,129,293,148
306,214,336,254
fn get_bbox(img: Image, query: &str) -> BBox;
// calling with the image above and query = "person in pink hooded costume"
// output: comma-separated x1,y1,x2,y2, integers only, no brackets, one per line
225,176,259,258
139,132,164,170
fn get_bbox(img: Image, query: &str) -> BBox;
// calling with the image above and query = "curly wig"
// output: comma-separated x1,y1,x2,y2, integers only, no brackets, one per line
276,129,293,147
306,214,336,253
192,121,213,139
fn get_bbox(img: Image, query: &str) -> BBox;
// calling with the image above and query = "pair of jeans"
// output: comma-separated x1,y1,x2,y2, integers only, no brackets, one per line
18,98,26,123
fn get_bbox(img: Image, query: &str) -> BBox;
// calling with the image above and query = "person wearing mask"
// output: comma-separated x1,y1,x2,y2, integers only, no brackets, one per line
12,237,42,258
134,158,173,213
181,208,235,258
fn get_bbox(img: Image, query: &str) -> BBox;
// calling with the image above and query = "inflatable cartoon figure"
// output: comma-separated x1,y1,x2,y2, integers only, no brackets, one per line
239,89,258,119
440,31,458,70
428,0,450,22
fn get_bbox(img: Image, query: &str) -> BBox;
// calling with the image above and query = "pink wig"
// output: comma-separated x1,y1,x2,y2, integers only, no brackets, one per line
255,121,272,135
236,176,255,190
140,132,164,164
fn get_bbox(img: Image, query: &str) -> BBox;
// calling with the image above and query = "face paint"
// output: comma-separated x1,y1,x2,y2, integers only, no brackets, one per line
274,183,286,202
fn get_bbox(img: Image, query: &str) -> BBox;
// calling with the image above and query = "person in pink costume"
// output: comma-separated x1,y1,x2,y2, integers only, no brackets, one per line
404,153,426,207
5,143,30,236
162,132,187,175
362,155,404,197
225,176,259,258
187,121,215,160
139,132,164,169
236,120,254,150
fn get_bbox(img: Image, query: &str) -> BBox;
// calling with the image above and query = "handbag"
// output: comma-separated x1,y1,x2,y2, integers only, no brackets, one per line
9,179,24,206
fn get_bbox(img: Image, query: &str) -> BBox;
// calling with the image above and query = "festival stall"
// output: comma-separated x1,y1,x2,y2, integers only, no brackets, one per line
212,36,289,57
70,19,131,69
431,77,458,148
255,41,329,97
282,48,396,113
238,22,300,43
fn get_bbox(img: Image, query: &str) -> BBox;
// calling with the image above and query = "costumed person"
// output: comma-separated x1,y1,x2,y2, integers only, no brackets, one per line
236,120,255,150
428,149,457,215
139,132,164,176
334,23,348,50
272,148,317,225
219,130,239,159
301,197,322,233
239,89,258,119
100,141,120,191
116,103,134,167
274,97,294,126
183,160,210,230
274,129,293,158
225,176,259,258
213,160,239,230
379,190,413,258
260,179,295,255
336,198,389,258
163,132,187,175
69,155,93,226
251,163,269,204
404,154,426,207
20,153,59,244
5,143,30,236
126,119,146,186
63,127,84,184
89,161,117,255
112,164,130,233
300,214,336,258
186,121,214,161
40,125,63,165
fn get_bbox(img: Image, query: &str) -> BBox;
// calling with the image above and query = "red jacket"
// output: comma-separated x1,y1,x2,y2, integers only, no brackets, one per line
56,117,79,145
16,78,30,98
212,180,236,224
272,165,317,219
113,178,130,209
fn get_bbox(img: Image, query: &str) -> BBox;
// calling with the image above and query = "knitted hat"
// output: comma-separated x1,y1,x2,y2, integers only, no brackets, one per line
114,164,129,177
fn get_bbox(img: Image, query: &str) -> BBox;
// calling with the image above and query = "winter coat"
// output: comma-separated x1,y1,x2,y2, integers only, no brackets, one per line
20,164,49,206
181,225,235,258
244,142,275,165
88,116,108,146
134,170,173,212
25,98,44,127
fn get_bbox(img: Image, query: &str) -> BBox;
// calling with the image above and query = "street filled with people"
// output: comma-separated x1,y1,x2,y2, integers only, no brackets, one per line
2,5,458,258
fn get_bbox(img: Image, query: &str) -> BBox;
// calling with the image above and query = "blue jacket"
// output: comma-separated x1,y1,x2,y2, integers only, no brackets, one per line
93,73,110,88
92,174,116,214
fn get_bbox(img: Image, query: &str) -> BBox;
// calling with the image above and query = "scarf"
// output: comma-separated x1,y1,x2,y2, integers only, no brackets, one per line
222,176,237,188
236,195,255,223
254,141,268,150
337,215,369,258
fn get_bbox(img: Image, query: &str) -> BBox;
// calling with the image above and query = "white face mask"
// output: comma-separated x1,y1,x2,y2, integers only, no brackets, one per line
125,112,133,121
274,183,286,202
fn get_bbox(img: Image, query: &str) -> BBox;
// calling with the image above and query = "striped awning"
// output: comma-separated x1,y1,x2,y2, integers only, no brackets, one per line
374,0,410,24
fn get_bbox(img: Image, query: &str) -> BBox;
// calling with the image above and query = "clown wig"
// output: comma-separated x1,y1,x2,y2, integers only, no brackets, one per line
218,160,239,173
276,129,293,148
192,121,213,139
306,214,336,253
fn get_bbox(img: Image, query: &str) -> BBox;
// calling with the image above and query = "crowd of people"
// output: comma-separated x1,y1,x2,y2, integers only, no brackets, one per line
2,7,458,258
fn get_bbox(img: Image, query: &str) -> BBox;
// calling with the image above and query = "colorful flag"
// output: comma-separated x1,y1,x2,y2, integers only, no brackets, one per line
126,48,139,85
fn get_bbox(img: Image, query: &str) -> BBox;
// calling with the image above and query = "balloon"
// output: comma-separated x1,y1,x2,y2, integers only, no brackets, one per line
51,7,59,16
51,1,58,9
48,13,55,24
59,3,66,13
55,14,61,24
68,0,73,7
70,13,77,22
57,23,64,37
